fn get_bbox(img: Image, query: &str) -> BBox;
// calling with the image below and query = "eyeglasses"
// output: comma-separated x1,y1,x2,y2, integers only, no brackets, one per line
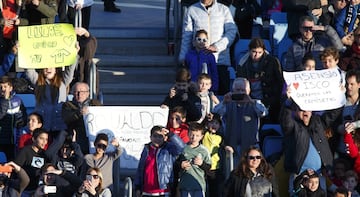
73,90,89,95
87,174,100,179
301,26,313,32
95,143,107,150
195,37,208,43
248,155,262,160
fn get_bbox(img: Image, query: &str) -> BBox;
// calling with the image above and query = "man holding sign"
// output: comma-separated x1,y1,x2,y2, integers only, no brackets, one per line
281,69,344,194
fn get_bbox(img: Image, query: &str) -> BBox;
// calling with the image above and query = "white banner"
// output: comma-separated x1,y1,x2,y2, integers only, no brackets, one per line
84,106,169,169
283,68,346,111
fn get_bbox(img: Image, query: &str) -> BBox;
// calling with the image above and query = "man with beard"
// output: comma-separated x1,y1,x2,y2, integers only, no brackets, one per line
0,161,29,196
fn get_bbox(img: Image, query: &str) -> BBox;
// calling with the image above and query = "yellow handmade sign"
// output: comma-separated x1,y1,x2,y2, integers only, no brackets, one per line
18,24,77,69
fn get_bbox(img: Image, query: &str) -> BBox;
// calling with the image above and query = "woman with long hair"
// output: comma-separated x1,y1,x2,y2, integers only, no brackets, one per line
76,167,111,197
223,146,279,197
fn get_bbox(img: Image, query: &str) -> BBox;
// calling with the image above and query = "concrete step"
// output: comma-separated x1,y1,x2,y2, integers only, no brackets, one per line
101,93,167,106
100,82,172,94
95,54,177,67
98,67,176,83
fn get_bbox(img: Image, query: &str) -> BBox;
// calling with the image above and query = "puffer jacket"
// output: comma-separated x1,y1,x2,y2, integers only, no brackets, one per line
134,133,185,191
179,0,237,66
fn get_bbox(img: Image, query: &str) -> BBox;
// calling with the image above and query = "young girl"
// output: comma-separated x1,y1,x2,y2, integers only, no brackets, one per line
18,112,45,150
25,55,78,133
76,168,112,197
202,113,227,197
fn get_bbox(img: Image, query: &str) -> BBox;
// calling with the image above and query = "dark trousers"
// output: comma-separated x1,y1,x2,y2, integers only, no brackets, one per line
67,6,92,30
217,65,230,95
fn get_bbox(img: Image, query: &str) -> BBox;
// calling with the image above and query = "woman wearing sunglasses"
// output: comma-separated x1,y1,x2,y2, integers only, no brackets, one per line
223,146,279,197
76,167,111,197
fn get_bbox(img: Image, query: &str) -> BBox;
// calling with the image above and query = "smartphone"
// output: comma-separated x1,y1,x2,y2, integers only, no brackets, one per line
231,93,245,101
86,175,92,181
0,166,12,173
43,185,57,194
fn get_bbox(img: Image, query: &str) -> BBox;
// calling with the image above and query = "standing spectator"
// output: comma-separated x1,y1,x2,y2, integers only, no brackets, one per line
223,146,279,197
166,106,190,143
14,128,49,197
184,29,219,93
66,0,93,30
284,15,344,72
213,77,268,159
201,114,229,197
161,68,202,123
339,26,360,71
0,76,27,160
76,167,111,197
293,169,326,197
335,0,360,46
197,73,219,123
0,161,30,196
25,56,78,133
83,133,122,190
103,0,120,12
179,0,237,95
134,126,185,197
236,37,283,124
24,0,58,25
232,0,261,39
62,82,101,154
343,118,360,178
280,93,343,194
177,122,211,197
343,170,360,197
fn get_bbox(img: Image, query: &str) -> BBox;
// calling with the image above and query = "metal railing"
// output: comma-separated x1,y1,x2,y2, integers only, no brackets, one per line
165,0,183,55
124,177,133,197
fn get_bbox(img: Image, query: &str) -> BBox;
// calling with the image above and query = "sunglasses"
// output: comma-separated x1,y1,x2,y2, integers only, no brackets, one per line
87,174,100,179
301,26,313,32
195,37,208,43
96,143,107,150
248,155,262,160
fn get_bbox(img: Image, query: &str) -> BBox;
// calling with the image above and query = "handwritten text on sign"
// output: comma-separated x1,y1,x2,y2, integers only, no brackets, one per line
283,68,346,111
18,24,77,69
85,106,169,169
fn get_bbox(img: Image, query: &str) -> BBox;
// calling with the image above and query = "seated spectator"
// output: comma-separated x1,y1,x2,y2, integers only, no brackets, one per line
166,106,190,143
134,126,185,197
184,29,218,93
343,170,360,197
283,15,343,72
83,133,122,190
197,73,219,123
330,158,351,189
45,130,84,175
223,146,279,197
293,169,326,197
334,186,350,197
0,76,27,160
0,44,17,77
33,163,82,197
14,128,49,196
300,52,316,71
335,0,360,46
236,37,283,123
213,77,268,159
0,161,29,196
76,167,111,197
18,112,46,151
62,82,101,154
161,68,202,122
339,26,360,71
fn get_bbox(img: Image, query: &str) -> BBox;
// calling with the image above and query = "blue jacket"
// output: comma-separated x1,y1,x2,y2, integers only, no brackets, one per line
134,133,185,191
335,4,360,39
0,53,15,77
185,48,219,92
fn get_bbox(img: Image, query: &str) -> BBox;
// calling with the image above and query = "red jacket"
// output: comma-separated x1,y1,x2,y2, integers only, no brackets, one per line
344,132,360,175
168,123,189,143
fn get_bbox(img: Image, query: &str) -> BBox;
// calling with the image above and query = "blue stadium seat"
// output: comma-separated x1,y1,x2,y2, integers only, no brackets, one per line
260,124,283,136
262,136,283,159
0,152,7,163
17,94,36,114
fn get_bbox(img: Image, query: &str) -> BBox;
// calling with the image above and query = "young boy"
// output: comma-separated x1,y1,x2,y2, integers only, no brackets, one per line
14,128,49,196
184,29,219,93
294,169,326,196
161,68,202,122
197,73,219,123
178,122,211,197
134,126,185,197
0,76,27,160
83,133,122,190
320,47,346,87
343,170,360,197
167,106,190,143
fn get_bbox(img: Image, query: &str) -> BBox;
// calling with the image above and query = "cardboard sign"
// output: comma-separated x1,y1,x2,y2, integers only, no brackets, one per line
84,106,169,169
18,24,77,69
283,68,346,111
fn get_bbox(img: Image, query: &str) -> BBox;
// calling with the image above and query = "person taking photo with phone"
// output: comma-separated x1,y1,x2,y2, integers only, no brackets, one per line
213,77,268,165
0,161,29,196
